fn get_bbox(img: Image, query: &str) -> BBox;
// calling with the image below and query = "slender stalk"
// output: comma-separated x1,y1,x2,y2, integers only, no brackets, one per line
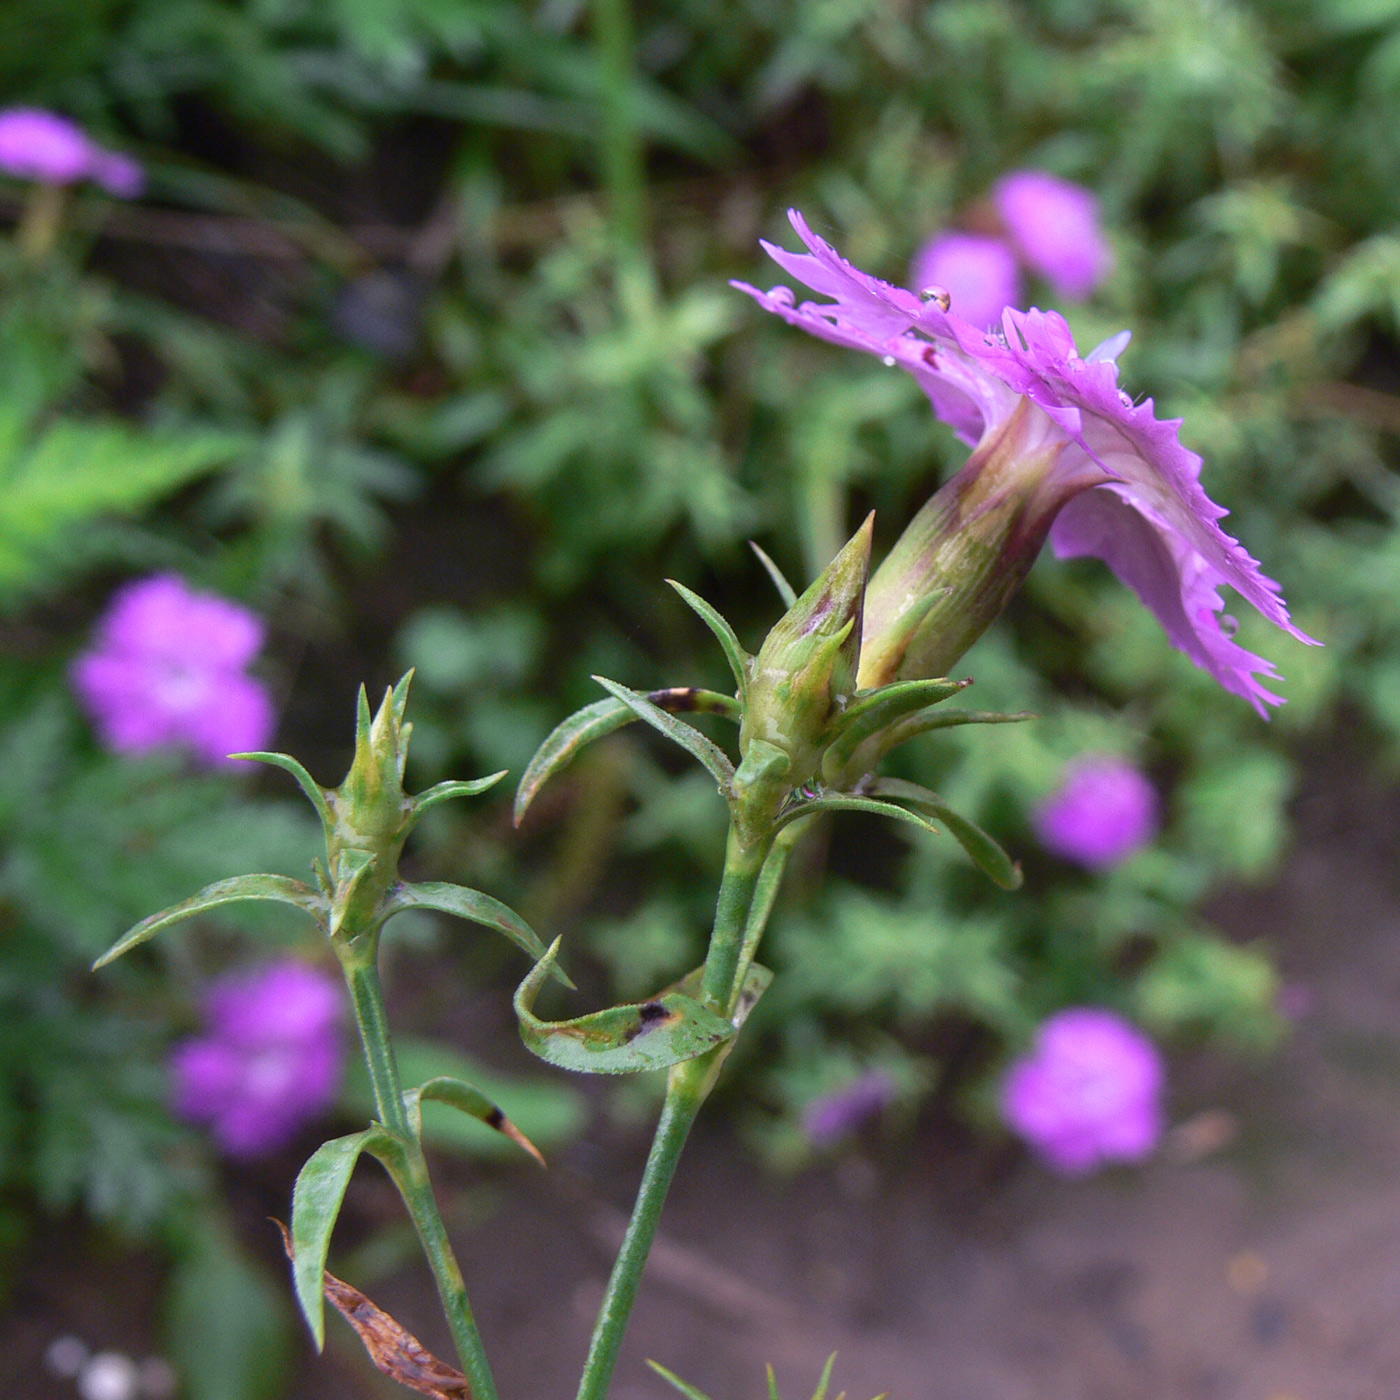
342,948,500,1400
345,952,409,1136
592,0,647,254
700,827,773,1013
732,819,807,994
575,1054,711,1400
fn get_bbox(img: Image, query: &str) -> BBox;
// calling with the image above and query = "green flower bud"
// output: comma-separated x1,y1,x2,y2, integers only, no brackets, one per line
326,674,415,937
741,514,873,790
857,399,1097,688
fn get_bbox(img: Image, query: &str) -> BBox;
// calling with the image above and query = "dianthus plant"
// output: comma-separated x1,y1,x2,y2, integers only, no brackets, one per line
96,214,1307,1400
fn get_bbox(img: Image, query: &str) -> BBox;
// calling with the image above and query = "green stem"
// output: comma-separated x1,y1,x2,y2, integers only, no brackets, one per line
732,817,807,993
342,950,500,1400
592,0,647,254
345,953,409,1137
575,1055,710,1400
700,826,773,1014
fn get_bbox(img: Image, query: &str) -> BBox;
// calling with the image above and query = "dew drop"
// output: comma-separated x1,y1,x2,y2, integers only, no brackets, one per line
919,285,951,311
882,355,896,367
1220,614,1240,638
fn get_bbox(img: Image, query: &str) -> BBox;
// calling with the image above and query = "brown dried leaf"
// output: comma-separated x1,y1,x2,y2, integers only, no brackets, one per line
276,1221,470,1398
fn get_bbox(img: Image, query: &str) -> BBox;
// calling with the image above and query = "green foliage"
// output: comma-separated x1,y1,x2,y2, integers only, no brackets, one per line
12,0,1400,1380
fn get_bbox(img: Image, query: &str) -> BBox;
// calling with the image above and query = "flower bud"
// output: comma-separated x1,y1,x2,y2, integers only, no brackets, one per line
741,514,873,788
857,400,1102,688
326,675,415,936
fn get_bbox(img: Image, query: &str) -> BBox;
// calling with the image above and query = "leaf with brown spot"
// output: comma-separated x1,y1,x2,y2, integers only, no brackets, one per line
276,1221,470,1398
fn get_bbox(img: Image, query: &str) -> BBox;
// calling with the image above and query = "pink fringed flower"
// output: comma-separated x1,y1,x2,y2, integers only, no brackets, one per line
1001,1008,1163,1175
0,107,144,197
71,574,275,767
172,961,345,1158
909,232,1022,330
993,170,1112,301
1034,755,1159,869
734,212,1315,710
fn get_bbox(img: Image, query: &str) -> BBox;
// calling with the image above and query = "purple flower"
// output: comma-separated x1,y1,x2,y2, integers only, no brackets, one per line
909,232,1022,330
1001,1008,1163,1175
734,212,1316,710
802,1070,897,1146
1034,755,1159,869
0,107,144,196
993,170,1112,301
172,961,345,1158
71,574,275,768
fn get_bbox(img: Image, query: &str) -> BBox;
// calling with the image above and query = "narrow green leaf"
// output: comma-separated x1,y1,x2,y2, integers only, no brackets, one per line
229,751,334,830
592,676,735,792
811,1354,838,1400
646,1361,713,1400
515,697,633,825
290,1130,377,1350
824,678,971,774
411,770,508,823
93,875,327,968
407,1076,547,1167
767,1363,782,1400
514,691,740,825
876,707,1033,760
666,578,750,700
515,939,735,1074
773,792,941,838
872,778,1022,890
750,541,798,608
386,881,573,988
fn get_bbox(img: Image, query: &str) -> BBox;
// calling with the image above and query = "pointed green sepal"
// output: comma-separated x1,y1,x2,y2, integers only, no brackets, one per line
290,1126,394,1350
93,875,327,968
384,881,573,987
328,848,378,939
666,579,750,700
411,770,508,825
592,676,736,792
872,778,1022,889
229,751,334,830
749,541,798,608
772,792,941,838
821,677,971,778
405,1076,546,1167
514,939,736,1074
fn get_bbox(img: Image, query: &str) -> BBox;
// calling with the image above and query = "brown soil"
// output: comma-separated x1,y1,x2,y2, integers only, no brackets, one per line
7,749,1400,1400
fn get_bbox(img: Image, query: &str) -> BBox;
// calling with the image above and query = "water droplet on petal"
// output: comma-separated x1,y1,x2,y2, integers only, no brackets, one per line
1118,389,1133,408
882,355,896,367
1220,614,1240,638
919,285,951,311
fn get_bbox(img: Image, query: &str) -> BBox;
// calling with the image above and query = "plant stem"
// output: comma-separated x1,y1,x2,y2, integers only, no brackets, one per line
700,827,773,1013
342,950,500,1400
575,1054,711,1400
592,0,647,254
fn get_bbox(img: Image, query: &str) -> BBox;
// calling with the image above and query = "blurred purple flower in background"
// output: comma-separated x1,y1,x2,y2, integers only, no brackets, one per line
802,1069,897,1146
1034,755,1159,869
909,232,1022,329
993,170,1112,301
1001,1008,1163,1175
71,574,275,768
0,107,144,196
172,960,345,1158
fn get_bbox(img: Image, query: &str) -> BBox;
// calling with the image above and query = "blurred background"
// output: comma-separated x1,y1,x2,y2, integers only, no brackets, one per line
3,0,1400,1396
